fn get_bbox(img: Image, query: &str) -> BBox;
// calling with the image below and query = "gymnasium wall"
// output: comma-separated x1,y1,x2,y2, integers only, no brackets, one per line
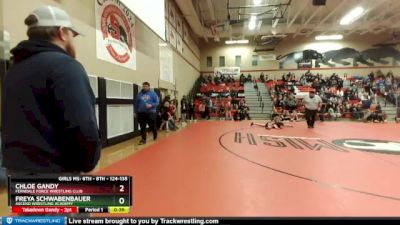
0,0,200,103
200,33,400,79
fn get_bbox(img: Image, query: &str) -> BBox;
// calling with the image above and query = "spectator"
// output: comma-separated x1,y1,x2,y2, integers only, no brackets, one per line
328,105,341,120
247,74,252,82
199,101,206,119
207,74,212,83
169,99,177,120
2,5,101,175
224,99,233,120
290,109,299,122
188,99,196,121
219,106,225,120
160,109,172,131
350,104,364,120
373,104,386,123
260,73,265,83
180,95,188,123
135,82,160,145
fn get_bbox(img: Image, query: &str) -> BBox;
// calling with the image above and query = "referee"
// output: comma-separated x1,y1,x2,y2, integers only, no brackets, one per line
302,90,322,128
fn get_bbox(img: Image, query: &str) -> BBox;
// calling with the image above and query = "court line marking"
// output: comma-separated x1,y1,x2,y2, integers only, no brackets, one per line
219,128,400,202
257,134,321,140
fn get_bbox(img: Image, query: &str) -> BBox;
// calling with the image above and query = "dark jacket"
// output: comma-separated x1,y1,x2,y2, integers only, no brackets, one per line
181,98,188,113
1,39,101,173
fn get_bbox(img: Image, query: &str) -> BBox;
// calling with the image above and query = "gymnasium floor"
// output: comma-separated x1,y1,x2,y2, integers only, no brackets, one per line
96,120,400,217
1,120,400,216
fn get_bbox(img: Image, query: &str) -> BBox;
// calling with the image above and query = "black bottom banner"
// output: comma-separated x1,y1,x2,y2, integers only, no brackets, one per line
66,217,399,225
2,216,398,225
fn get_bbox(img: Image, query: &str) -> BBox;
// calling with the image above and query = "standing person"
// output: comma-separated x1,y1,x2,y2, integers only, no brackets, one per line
224,98,232,120
205,97,212,120
188,99,196,121
1,5,101,175
180,95,188,123
135,82,160,145
319,93,328,122
302,90,322,128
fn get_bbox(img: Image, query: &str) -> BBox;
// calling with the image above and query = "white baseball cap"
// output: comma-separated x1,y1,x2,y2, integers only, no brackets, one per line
27,5,84,36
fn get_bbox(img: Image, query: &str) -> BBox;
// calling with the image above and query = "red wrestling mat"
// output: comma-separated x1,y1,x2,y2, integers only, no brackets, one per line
96,121,400,216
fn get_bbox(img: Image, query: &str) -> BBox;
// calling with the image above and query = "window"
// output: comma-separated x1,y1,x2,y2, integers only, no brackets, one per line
235,55,241,67
219,56,225,67
252,55,258,66
207,56,212,67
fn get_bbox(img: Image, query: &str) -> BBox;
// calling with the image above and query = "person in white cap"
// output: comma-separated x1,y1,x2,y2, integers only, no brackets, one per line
1,5,101,176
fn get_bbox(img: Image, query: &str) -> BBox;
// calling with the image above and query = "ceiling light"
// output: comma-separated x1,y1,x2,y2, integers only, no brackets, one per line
340,6,365,25
249,16,257,30
253,0,262,5
225,40,237,44
236,40,249,44
225,39,249,45
315,34,343,41
159,43,168,46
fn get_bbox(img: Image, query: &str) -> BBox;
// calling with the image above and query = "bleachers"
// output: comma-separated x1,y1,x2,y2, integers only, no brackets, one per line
195,80,245,118
199,81,244,93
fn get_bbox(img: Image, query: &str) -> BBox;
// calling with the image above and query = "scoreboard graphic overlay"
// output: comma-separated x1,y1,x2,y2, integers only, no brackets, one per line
8,176,132,214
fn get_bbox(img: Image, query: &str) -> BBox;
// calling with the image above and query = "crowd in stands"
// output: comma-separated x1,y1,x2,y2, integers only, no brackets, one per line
156,73,251,132
157,70,400,131
269,70,400,123
200,72,236,86
198,73,254,120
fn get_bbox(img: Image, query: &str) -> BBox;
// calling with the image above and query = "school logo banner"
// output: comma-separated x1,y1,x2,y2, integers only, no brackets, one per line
95,0,136,70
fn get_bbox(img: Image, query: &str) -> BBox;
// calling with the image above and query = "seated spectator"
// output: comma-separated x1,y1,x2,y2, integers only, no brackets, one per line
239,103,251,120
214,75,221,85
289,73,296,82
233,110,240,121
281,110,292,121
220,74,226,83
290,109,300,122
328,106,341,120
207,74,212,83
160,110,175,131
224,99,232,120
361,98,372,110
247,74,252,82
350,104,364,120
373,104,386,123
285,94,297,111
